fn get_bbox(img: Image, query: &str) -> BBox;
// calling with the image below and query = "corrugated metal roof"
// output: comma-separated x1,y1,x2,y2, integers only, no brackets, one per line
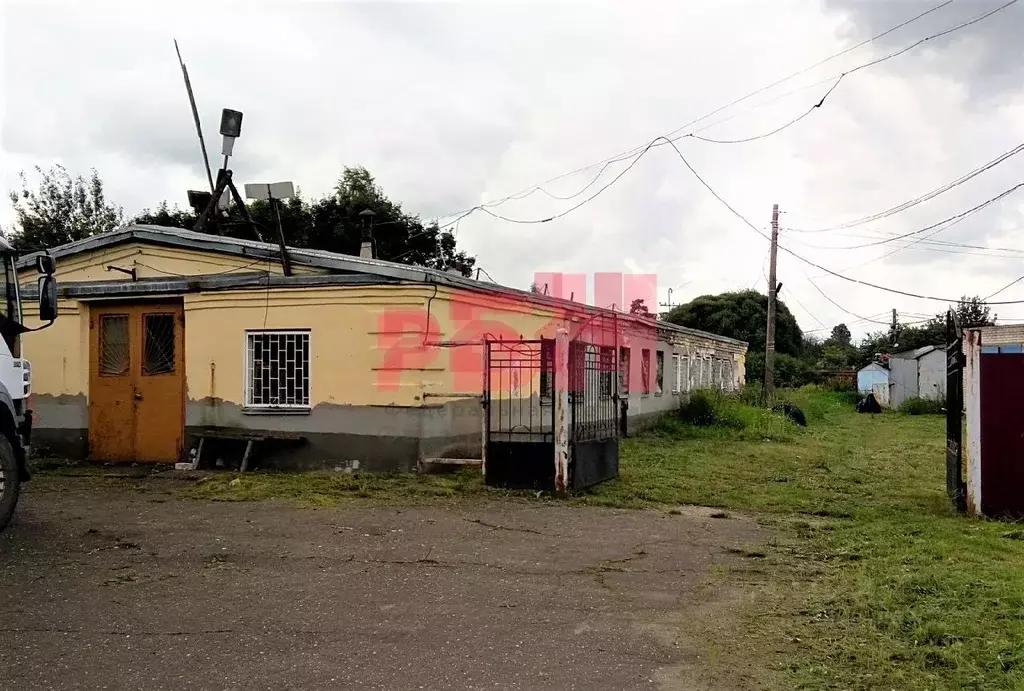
20,224,748,349
892,344,946,359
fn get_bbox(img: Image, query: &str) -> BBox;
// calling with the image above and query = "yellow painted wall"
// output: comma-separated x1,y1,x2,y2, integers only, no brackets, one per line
184,284,585,409
18,241,324,287
22,300,90,397
185,285,436,408
18,281,744,413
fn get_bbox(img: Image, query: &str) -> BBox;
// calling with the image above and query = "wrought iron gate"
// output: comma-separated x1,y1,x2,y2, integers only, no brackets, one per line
946,310,966,512
568,340,619,489
483,340,555,489
483,337,620,491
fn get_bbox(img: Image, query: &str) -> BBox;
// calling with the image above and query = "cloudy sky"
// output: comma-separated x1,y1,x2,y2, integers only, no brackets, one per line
2,0,1022,337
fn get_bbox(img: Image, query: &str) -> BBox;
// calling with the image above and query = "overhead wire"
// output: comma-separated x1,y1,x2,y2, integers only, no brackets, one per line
788,142,1024,233
984,275,1024,301
791,183,1023,250
785,226,1024,256
805,275,892,325
787,289,828,329
689,75,844,145
654,135,1024,306
427,0,970,226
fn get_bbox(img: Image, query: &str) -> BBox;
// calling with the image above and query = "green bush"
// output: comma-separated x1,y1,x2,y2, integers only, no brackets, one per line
746,352,816,388
898,396,944,415
658,388,797,441
677,389,743,428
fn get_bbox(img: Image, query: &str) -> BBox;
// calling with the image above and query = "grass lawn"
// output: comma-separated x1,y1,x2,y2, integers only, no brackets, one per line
52,389,1024,689
607,391,1024,690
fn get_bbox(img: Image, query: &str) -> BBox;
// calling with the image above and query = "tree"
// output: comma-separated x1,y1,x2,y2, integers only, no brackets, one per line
947,295,995,328
133,201,196,228
7,165,124,248
664,290,803,357
130,166,477,277
746,352,814,387
827,323,852,347
630,298,652,316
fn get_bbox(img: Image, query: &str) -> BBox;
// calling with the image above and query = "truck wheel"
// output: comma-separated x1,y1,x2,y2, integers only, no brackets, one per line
0,436,20,533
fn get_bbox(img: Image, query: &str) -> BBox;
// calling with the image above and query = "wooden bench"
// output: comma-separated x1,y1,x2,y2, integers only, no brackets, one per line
186,429,304,472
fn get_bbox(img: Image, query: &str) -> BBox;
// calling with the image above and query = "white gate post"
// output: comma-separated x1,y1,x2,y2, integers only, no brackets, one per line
554,328,570,494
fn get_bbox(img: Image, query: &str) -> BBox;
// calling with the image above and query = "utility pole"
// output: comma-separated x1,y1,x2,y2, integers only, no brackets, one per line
764,204,779,403
658,288,675,312
890,308,898,348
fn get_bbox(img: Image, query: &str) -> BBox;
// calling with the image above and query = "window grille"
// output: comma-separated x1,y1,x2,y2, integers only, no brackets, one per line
143,314,176,376
245,330,310,409
100,315,130,376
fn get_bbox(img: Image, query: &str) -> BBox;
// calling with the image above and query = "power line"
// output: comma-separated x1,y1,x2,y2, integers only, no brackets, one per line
655,135,1024,306
474,139,658,224
786,226,1024,256
785,182,1024,266
689,76,843,145
809,183,1022,250
984,275,1024,301
787,290,828,329
788,142,1024,233
428,0,964,225
805,275,892,325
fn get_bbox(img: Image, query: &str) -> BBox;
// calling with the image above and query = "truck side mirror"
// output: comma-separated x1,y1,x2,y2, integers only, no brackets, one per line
35,254,55,275
38,275,58,322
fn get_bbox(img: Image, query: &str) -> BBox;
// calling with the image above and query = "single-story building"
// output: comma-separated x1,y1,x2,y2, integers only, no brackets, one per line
889,345,946,408
19,225,746,471
857,362,889,406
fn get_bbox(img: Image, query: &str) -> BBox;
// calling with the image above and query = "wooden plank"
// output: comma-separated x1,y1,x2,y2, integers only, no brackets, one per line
191,437,205,470
196,428,303,442
239,440,254,473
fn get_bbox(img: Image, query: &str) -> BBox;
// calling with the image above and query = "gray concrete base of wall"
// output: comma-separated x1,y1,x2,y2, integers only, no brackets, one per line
30,394,675,472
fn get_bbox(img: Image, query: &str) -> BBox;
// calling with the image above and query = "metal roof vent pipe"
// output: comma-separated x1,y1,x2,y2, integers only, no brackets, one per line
359,209,376,259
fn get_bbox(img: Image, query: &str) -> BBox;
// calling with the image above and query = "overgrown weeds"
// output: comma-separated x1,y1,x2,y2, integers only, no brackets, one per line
899,395,945,415
662,388,798,442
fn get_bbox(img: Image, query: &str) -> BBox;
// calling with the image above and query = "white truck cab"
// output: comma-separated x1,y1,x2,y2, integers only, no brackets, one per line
0,240,58,531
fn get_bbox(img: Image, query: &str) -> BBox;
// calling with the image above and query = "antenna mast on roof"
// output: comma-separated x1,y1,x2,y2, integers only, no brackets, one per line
174,39,215,193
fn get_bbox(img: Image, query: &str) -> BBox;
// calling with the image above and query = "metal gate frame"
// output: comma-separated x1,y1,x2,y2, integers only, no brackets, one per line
946,310,966,513
482,339,555,490
482,332,620,492
568,339,620,490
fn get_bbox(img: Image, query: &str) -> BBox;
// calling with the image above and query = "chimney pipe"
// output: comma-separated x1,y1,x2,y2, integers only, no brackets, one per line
359,209,376,259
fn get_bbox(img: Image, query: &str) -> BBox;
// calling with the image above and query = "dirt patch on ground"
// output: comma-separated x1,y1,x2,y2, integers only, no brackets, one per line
1,480,764,690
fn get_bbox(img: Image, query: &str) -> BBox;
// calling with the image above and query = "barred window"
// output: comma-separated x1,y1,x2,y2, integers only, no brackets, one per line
641,349,651,394
671,354,681,394
540,339,554,404
619,346,630,395
245,330,310,409
599,346,615,398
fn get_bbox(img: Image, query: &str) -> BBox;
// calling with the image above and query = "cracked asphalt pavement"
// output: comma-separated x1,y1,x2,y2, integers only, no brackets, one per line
1,478,761,690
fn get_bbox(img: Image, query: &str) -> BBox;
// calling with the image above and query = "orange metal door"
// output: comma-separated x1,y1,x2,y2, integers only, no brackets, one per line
89,310,137,461
89,302,185,463
134,304,185,462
